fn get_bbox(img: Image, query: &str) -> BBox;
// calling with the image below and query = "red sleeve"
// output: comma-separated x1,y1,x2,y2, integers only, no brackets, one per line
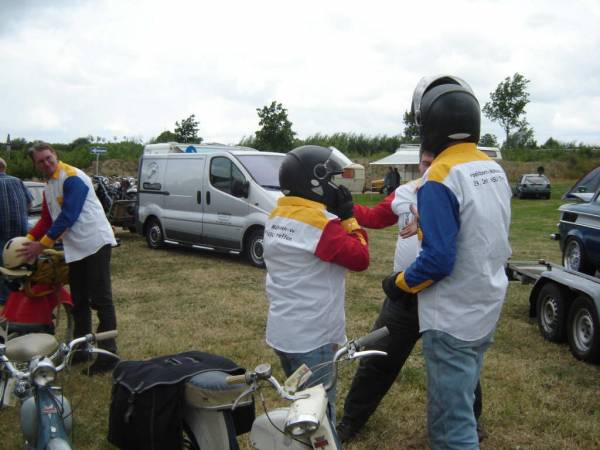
353,193,398,229
315,219,369,271
28,193,53,240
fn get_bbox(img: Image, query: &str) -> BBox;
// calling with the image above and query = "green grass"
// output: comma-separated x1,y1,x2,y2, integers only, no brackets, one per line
1,180,600,449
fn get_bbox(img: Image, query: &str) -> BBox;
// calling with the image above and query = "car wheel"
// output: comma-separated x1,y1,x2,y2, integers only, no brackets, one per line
536,282,568,342
567,296,600,364
245,228,266,268
562,237,594,275
145,218,164,249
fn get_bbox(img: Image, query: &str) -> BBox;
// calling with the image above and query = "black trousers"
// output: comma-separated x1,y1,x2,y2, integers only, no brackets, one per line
341,297,482,430
68,244,117,353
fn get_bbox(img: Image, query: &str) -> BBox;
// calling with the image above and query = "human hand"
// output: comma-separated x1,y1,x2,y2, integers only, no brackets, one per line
399,219,418,239
16,240,44,262
328,185,354,220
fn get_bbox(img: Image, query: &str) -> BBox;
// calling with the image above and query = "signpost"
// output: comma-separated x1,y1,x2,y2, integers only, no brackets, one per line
90,147,108,175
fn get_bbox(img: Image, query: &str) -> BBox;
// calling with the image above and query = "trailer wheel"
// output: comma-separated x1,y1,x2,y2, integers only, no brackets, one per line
567,296,600,364
563,237,594,275
536,283,568,342
145,218,164,249
244,228,266,268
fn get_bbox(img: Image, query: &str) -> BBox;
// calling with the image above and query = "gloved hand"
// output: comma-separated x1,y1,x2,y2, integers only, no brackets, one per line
382,272,414,303
327,185,354,220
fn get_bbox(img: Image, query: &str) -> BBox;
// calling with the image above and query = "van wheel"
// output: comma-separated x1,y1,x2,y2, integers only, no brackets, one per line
146,218,164,249
245,228,265,268
536,282,568,342
567,296,600,364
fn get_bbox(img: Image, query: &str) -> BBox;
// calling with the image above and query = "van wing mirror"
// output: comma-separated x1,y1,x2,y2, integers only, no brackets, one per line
232,179,250,198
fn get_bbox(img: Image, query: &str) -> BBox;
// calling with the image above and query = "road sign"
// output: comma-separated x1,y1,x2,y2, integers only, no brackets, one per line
90,147,108,154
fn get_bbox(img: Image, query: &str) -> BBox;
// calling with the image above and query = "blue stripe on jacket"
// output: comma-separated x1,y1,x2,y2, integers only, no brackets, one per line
47,176,89,240
403,181,460,288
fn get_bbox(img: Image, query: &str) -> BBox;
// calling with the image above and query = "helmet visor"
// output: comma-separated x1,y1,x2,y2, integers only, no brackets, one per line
313,148,348,180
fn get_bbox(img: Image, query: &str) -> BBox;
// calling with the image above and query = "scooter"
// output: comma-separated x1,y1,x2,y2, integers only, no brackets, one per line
0,330,119,449
182,327,389,449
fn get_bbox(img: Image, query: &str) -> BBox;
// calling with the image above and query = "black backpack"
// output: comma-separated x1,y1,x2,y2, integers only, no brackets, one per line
107,351,250,450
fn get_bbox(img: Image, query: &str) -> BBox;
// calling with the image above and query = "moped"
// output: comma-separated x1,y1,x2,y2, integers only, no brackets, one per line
182,327,389,449
0,330,119,449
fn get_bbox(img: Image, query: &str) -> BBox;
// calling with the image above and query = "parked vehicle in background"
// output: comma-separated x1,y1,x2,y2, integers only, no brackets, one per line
507,260,600,364
514,174,551,199
478,146,502,160
137,143,285,268
563,165,600,202
554,186,600,275
92,175,138,232
328,147,365,193
24,181,45,229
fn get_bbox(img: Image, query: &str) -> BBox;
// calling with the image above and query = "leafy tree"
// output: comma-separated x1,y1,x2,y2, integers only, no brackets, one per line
403,110,419,142
505,125,537,149
174,114,202,143
483,73,530,148
479,133,498,147
152,130,179,143
254,101,296,152
542,137,561,149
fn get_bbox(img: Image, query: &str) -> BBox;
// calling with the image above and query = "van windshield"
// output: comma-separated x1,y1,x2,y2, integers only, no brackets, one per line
237,154,285,190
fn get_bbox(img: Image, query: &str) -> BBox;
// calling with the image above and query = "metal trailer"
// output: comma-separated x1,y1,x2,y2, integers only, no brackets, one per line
506,260,600,364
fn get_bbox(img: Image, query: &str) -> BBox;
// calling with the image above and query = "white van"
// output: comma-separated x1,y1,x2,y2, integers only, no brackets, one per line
478,146,502,160
136,143,285,267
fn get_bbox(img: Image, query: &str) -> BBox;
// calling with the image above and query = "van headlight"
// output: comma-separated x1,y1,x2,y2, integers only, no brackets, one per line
30,357,57,387
285,414,320,437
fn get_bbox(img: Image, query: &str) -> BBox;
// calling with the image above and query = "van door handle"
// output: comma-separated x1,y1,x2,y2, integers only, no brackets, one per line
206,191,211,205
196,191,202,204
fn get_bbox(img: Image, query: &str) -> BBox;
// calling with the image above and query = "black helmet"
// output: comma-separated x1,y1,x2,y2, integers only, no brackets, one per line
279,145,345,204
411,75,480,155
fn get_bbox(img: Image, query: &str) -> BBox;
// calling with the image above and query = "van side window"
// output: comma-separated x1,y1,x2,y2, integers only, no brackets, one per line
210,157,246,194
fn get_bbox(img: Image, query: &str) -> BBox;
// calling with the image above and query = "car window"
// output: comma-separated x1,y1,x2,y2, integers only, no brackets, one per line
209,157,246,194
236,154,285,189
524,175,548,184
27,185,44,209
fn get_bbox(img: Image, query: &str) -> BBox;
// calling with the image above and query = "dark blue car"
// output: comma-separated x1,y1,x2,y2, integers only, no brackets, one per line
557,182,600,275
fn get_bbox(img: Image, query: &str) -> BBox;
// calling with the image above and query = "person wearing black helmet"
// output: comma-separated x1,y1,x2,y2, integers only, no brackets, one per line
263,145,369,422
382,76,512,449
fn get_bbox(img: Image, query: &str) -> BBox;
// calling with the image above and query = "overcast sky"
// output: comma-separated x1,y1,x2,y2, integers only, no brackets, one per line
1,0,599,147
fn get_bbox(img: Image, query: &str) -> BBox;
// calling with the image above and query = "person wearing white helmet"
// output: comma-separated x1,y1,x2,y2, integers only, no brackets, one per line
382,76,512,449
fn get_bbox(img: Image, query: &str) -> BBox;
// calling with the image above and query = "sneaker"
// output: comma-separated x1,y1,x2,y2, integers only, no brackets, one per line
81,355,118,376
336,421,359,443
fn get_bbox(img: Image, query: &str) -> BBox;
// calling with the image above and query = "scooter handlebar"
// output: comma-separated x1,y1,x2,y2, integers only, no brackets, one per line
226,374,248,385
93,330,118,342
354,326,389,350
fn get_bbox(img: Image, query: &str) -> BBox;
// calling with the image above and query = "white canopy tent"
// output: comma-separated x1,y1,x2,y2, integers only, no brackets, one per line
370,146,421,182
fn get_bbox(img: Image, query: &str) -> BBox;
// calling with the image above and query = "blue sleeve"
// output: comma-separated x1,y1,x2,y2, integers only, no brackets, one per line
47,176,89,240
403,181,460,287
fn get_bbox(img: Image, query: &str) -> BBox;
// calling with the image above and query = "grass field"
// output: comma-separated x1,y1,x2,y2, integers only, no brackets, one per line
1,180,600,449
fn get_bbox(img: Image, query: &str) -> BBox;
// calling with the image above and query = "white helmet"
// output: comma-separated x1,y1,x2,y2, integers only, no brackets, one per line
0,237,35,277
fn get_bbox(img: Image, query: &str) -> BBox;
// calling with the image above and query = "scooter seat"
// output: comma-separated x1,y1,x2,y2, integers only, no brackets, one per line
5,333,59,362
185,370,253,410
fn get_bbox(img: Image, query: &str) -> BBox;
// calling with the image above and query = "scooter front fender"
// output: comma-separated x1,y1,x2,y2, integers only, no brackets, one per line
250,408,311,449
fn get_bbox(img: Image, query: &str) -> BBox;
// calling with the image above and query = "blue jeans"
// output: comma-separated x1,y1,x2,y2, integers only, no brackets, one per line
275,343,338,424
422,330,493,450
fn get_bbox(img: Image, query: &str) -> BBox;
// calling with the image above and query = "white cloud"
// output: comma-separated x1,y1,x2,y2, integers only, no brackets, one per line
0,0,599,145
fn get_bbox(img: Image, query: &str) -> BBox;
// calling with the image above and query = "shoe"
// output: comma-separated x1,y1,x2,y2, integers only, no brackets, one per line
336,421,359,443
477,421,488,443
81,355,118,376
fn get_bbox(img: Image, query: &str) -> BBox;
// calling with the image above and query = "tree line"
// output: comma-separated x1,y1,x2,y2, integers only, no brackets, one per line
2,73,598,179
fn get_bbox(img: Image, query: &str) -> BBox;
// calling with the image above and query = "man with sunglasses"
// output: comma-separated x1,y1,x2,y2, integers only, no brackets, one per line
263,145,369,422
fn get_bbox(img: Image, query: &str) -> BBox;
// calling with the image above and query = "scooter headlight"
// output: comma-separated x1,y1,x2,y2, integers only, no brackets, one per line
30,357,57,387
285,414,320,437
